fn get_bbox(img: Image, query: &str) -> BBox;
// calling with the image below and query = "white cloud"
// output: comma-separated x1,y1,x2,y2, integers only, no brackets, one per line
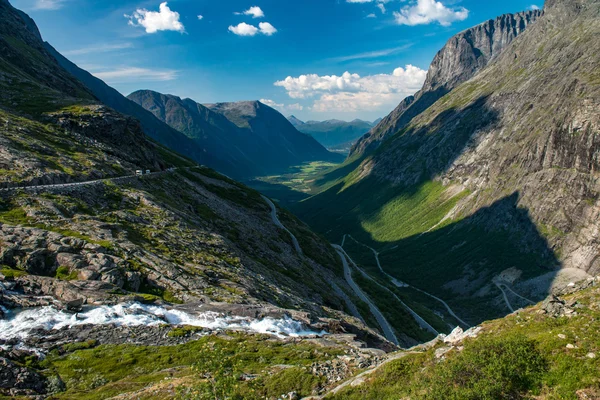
377,3,386,13
228,22,277,36
62,43,134,56
274,65,427,113
197,15,204,20
258,22,277,36
260,99,304,113
528,4,540,10
393,0,469,26
329,44,412,62
239,6,265,18
126,2,185,34
33,0,67,10
228,22,259,36
366,13,377,18
91,67,178,83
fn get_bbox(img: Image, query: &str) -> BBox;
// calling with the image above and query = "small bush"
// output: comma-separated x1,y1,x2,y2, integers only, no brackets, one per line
426,334,547,399
1,267,28,279
167,326,204,338
55,266,78,281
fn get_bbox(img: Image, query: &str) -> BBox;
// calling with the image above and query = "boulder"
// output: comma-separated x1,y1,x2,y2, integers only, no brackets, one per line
126,271,141,292
21,249,55,276
78,269,100,281
56,253,85,269
0,357,47,396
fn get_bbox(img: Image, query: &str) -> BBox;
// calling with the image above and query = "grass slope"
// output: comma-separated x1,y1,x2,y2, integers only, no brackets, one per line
329,284,600,400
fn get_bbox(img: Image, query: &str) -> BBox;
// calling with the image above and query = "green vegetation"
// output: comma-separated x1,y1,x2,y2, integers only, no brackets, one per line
0,206,30,225
55,266,78,281
330,286,600,399
248,161,341,206
61,340,99,353
35,333,342,399
295,171,555,324
167,326,204,338
138,279,183,304
0,267,28,279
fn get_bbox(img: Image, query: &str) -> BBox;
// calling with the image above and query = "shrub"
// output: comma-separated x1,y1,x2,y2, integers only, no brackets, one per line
426,334,547,399
55,266,78,281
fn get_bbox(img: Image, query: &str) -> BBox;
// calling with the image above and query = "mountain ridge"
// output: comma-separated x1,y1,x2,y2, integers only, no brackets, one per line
295,0,599,325
129,91,342,178
350,8,543,157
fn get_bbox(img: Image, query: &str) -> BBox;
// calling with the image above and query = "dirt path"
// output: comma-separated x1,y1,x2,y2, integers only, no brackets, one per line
304,350,416,399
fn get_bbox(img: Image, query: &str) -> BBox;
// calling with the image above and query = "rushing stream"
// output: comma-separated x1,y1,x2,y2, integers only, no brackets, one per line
0,302,325,341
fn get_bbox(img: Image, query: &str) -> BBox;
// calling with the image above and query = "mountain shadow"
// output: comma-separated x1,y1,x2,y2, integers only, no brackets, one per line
295,96,561,324
376,192,560,325
295,95,498,233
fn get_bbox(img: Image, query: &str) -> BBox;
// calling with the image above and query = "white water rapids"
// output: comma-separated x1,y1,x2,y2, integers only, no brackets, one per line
0,303,325,341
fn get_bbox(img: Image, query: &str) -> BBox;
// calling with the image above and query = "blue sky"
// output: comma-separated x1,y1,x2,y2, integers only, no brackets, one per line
12,0,542,121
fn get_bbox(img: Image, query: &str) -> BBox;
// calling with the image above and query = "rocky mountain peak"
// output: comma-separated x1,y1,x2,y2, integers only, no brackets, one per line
350,8,542,157
422,10,542,93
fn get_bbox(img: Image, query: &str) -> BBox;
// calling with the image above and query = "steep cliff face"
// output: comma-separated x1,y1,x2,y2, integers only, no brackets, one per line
367,0,600,272
350,9,542,157
296,0,599,324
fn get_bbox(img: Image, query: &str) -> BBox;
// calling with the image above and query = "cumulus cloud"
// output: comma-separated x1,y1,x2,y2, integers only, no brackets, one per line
393,0,468,26
228,22,277,36
274,65,427,112
91,67,178,83
197,15,204,20
260,99,304,113
228,22,259,36
258,22,277,35
528,4,540,10
126,2,185,34
236,6,265,18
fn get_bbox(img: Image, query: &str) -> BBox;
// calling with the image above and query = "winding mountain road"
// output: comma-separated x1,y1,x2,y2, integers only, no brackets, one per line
261,195,302,255
0,168,177,193
333,244,399,345
336,245,439,336
494,281,535,313
260,197,370,332
344,234,469,328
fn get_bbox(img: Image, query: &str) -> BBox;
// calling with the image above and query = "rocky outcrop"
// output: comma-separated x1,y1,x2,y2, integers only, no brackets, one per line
0,357,48,396
350,9,542,157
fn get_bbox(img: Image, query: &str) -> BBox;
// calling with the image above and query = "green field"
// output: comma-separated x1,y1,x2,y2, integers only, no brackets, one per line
245,161,341,206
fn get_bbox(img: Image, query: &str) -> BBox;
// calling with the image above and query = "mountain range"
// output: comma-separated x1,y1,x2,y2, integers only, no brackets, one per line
127,92,342,178
2,0,600,398
288,116,381,152
40,41,340,180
